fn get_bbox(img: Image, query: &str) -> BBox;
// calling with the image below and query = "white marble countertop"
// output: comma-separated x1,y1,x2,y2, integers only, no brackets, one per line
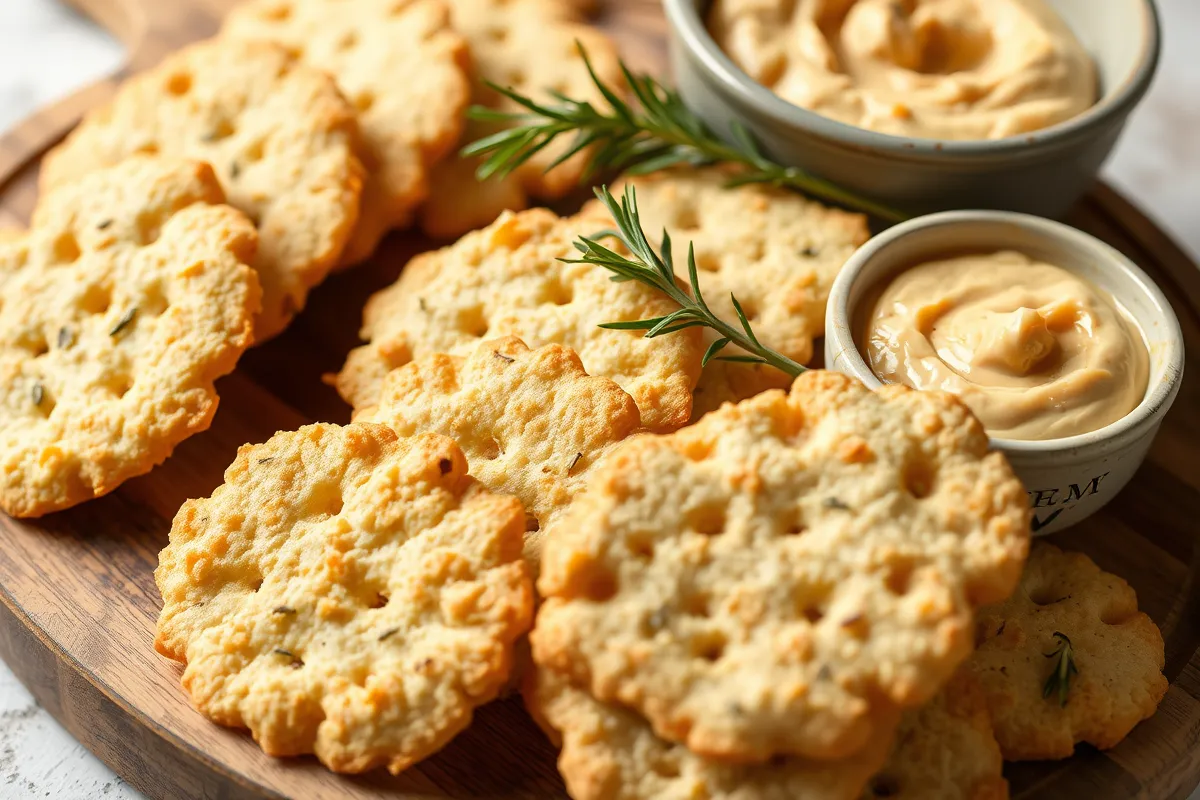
0,1,1197,798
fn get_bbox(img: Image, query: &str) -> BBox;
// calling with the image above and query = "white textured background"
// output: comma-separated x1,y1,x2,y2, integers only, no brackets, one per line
0,0,1197,798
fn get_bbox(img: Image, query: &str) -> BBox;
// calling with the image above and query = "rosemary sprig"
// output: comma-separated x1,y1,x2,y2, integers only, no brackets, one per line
567,184,804,377
1042,631,1078,707
462,45,906,223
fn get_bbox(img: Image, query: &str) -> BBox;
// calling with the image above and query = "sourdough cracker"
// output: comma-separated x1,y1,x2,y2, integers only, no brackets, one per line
863,670,1008,800
534,371,1029,762
971,543,1167,760
418,0,622,238
155,424,533,774
41,37,363,340
223,0,471,264
358,336,642,568
336,208,703,432
587,167,870,368
0,157,259,517
528,667,896,800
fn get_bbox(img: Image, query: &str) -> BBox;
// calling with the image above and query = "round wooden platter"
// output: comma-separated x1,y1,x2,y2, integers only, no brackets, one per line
1,0,1199,798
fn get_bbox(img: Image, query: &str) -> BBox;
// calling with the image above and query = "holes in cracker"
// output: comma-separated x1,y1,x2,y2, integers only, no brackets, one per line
546,279,573,306
694,253,722,274
780,507,806,536
649,756,682,779
370,592,389,610
578,567,617,601
683,591,710,618
78,283,112,316
867,775,901,797
479,437,502,460
1028,580,1076,608
884,558,915,596
355,92,376,113
460,307,490,339
107,374,134,400
691,630,727,662
1101,598,1136,626
201,119,236,144
801,605,824,624
261,2,292,21
250,577,264,593
243,139,266,164
165,72,193,96
672,206,700,230
141,281,169,318
17,329,49,358
625,530,655,561
134,210,165,247
903,458,935,499
51,232,81,264
686,502,726,536
525,515,541,533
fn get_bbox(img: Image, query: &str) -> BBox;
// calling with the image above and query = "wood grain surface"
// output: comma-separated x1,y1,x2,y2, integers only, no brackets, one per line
0,0,1198,798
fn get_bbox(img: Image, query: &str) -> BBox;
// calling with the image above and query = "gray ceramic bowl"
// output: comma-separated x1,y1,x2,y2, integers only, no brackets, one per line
824,211,1185,535
663,0,1161,218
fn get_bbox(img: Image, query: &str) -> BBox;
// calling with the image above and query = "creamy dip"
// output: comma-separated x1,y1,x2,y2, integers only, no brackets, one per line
708,0,1098,140
863,251,1148,440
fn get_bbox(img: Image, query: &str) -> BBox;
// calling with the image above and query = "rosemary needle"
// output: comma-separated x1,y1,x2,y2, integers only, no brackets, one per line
462,44,907,223
1042,631,1078,707
566,184,805,377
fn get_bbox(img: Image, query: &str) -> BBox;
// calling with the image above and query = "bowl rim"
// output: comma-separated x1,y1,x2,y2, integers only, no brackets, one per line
824,209,1186,453
663,0,1163,156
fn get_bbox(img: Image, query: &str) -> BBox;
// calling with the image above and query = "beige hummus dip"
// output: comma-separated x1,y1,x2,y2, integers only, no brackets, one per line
863,251,1148,440
708,0,1097,140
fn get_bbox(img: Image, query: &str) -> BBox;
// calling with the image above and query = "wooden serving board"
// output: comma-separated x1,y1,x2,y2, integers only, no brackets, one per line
0,0,1199,798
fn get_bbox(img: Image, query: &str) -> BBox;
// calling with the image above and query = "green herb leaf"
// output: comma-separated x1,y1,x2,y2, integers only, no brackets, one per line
1042,631,1078,707
30,382,44,406
463,43,907,222
110,307,137,337
570,184,805,378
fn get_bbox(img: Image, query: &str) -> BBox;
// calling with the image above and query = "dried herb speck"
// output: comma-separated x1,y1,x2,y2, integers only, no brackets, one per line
274,648,294,658
30,382,44,406
493,350,514,363
57,327,74,349
230,161,242,180
567,452,583,475
418,297,428,313
800,246,820,258
823,497,850,511
96,219,113,231
272,606,296,615
110,307,137,336
378,627,400,642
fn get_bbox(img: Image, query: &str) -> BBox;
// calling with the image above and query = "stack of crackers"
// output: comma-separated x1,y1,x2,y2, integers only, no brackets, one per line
0,0,1171,795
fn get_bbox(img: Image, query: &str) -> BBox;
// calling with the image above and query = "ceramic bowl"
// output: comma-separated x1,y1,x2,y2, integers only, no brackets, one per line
662,0,1161,218
824,211,1184,535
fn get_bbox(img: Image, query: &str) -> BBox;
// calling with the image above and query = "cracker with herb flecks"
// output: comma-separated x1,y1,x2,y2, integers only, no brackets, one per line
335,207,704,432
971,542,1167,761
357,336,642,570
0,157,260,518
527,666,897,800
417,0,622,239
533,370,1030,764
223,0,471,265
41,37,363,341
582,167,869,414
863,669,1008,800
155,423,533,774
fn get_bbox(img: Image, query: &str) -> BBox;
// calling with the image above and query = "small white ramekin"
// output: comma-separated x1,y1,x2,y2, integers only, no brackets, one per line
824,211,1185,535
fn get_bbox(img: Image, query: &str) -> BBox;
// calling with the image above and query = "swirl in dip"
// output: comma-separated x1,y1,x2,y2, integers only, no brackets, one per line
863,251,1149,440
707,0,1098,140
